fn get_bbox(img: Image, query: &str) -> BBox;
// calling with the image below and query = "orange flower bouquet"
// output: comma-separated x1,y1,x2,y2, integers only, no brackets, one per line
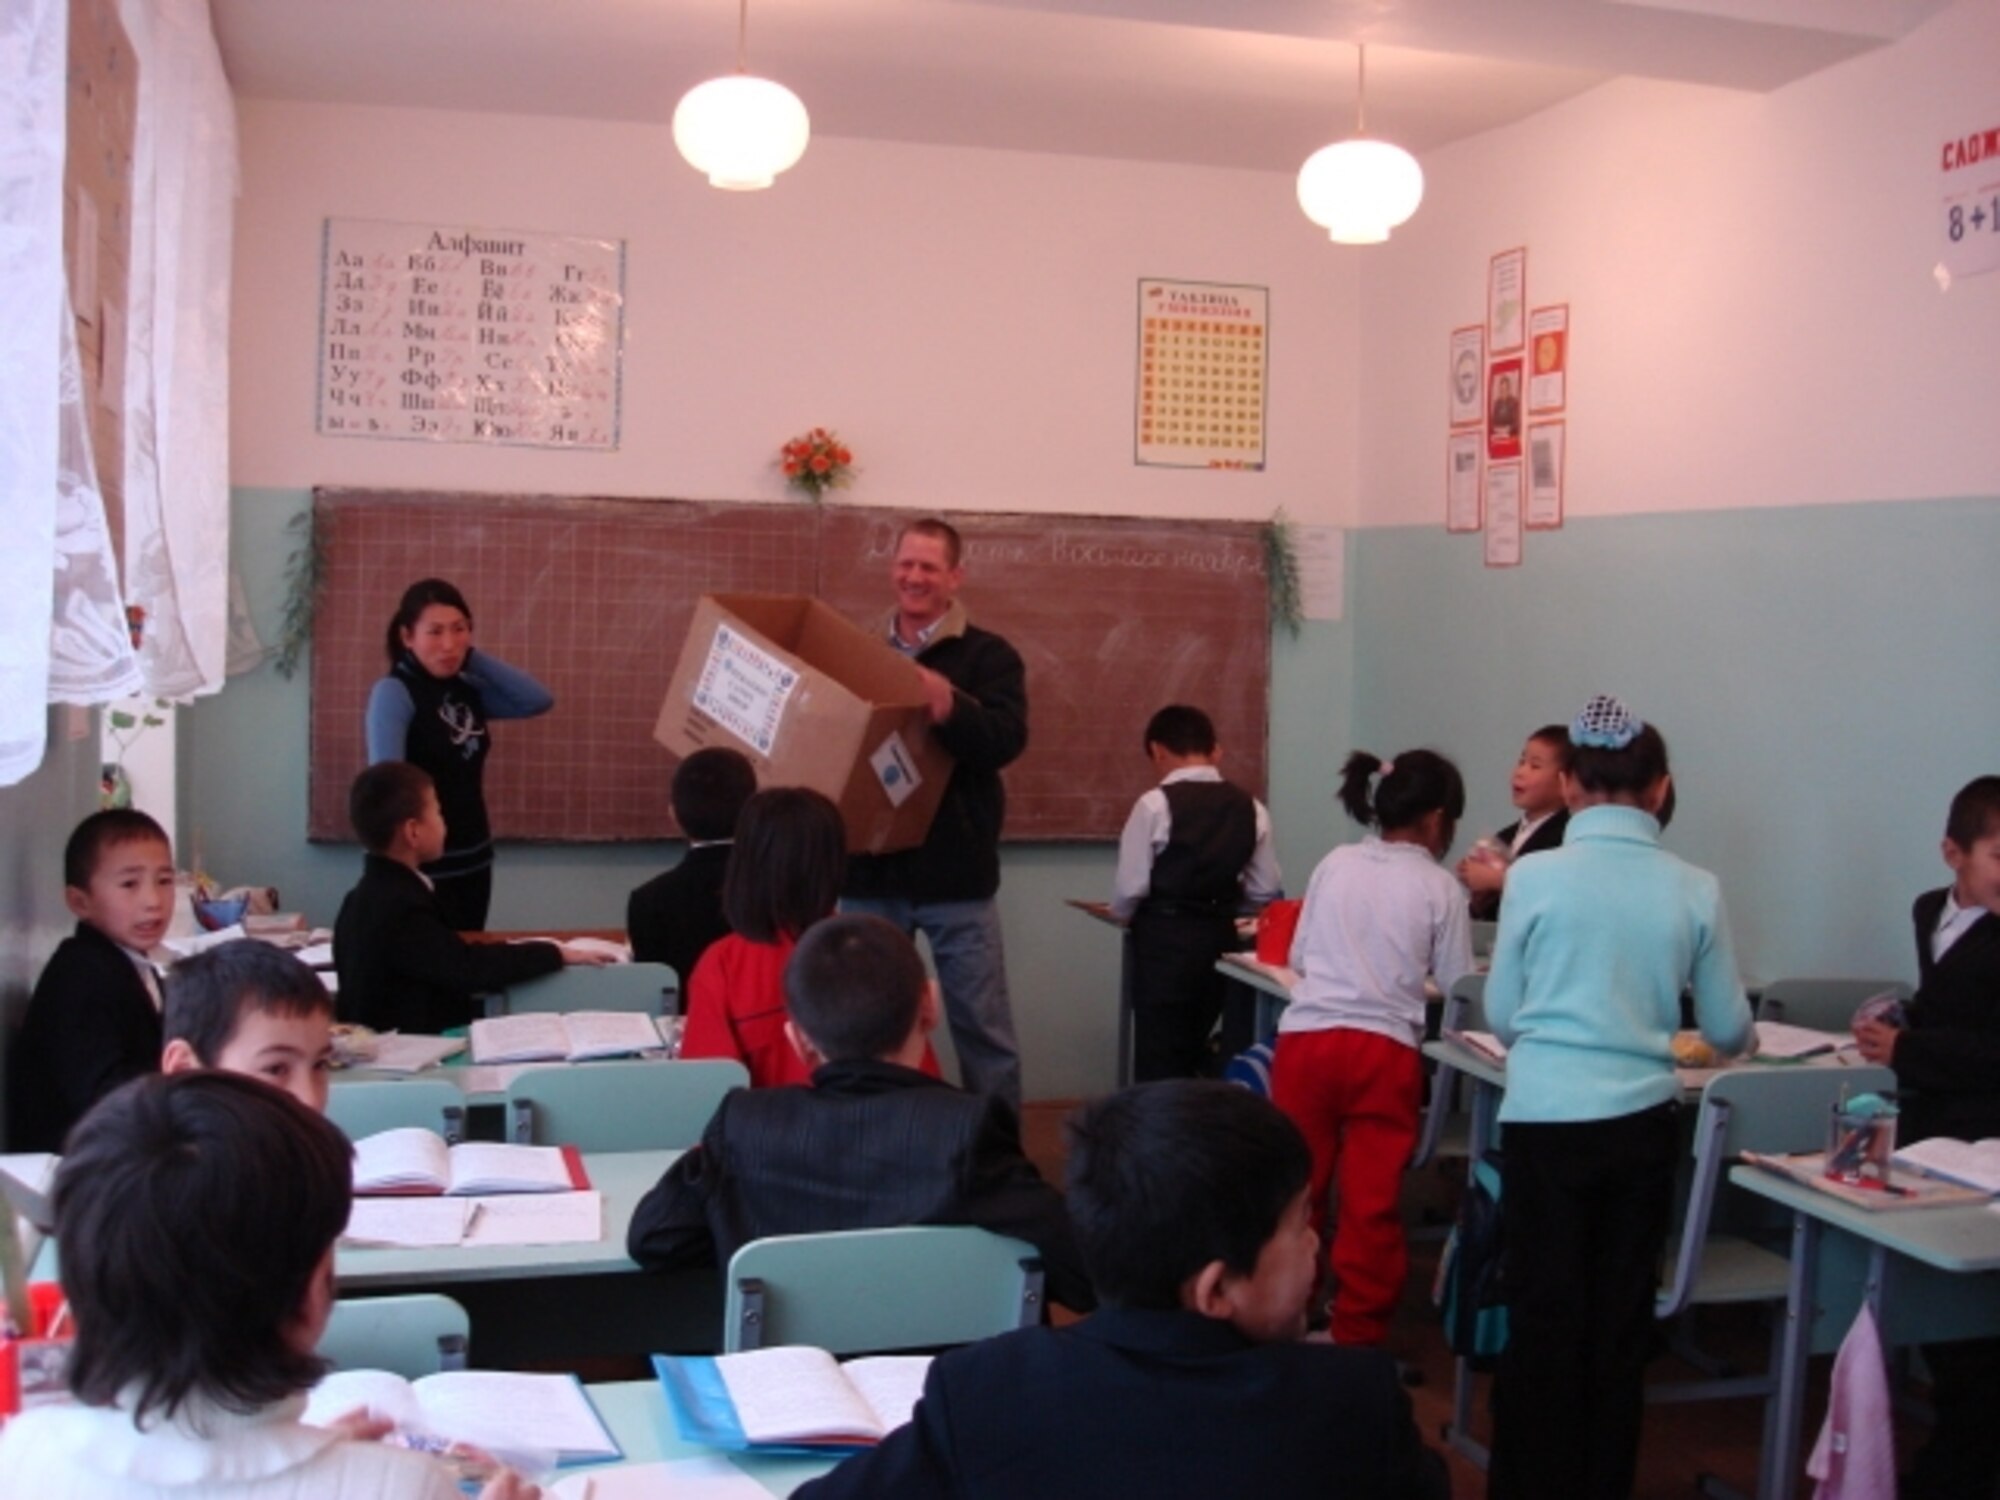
780,427,855,501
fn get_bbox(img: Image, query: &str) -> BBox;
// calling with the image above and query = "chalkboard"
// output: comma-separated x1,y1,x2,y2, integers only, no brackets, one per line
308,491,1269,844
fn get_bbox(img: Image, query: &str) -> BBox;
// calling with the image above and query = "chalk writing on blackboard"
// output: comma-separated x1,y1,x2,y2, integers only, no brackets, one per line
316,218,624,450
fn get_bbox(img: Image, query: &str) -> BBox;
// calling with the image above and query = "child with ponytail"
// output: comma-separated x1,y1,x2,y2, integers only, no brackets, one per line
1269,749,1475,1347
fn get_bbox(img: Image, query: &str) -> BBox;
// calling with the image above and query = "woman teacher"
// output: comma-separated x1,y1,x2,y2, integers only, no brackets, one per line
365,578,553,930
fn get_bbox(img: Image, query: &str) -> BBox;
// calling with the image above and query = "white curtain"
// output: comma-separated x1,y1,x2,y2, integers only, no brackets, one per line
118,0,237,700
0,0,69,785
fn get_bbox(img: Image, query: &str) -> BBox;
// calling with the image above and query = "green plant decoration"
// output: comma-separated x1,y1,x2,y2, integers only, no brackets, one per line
275,505,329,680
1265,509,1304,638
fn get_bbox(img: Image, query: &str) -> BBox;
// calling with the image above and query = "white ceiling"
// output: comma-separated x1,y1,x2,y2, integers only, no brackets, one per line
210,0,1956,173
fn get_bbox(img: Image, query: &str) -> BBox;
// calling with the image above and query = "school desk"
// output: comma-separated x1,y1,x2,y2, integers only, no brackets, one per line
570,1379,839,1494
1728,1165,2000,1500
32,1149,725,1365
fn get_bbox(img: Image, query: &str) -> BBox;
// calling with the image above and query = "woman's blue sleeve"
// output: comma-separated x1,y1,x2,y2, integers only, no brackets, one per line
460,648,555,720
365,677,415,763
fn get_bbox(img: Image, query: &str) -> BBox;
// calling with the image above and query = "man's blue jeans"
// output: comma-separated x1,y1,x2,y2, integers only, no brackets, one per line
842,895,1022,1117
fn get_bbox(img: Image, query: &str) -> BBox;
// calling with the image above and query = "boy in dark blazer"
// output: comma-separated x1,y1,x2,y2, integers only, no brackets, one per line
626,746,755,998
793,1080,1447,1500
1461,724,1570,921
333,762,605,1034
1854,775,2000,1500
8,810,175,1151
628,913,1092,1311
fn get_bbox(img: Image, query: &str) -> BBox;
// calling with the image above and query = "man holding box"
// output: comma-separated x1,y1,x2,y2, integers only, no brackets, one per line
845,518,1029,1117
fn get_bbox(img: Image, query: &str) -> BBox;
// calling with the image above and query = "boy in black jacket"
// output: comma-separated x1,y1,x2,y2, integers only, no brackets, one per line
333,762,605,1034
626,746,755,997
1855,775,2000,1499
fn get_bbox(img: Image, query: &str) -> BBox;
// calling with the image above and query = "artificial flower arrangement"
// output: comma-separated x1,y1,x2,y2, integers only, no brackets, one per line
780,427,855,500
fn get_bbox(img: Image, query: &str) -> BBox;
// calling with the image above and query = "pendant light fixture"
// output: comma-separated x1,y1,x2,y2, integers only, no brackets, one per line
1296,44,1424,244
673,0,810,191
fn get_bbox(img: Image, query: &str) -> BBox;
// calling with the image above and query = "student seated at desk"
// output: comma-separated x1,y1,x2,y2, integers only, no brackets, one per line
334,761,607,1035
0,1072,538,1500
1109,704,1282,1083
626,746,756,997
628,913,1092,1311
792,1079,1447,1500
1854,774,2000,1500
7,809,175,1152
161,939,336,1113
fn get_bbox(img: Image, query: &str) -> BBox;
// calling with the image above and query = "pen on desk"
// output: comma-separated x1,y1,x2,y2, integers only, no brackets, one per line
463,1203,485,1241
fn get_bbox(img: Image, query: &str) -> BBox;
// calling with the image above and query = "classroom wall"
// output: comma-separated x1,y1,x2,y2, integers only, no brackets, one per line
1347,0,2000,982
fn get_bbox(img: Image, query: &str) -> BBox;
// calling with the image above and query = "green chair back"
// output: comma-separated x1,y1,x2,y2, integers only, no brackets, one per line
499,963,677,1017
504,1057,747,1151
318,1293,470,1375
324,1077,465,1143
725,1226,1046,1354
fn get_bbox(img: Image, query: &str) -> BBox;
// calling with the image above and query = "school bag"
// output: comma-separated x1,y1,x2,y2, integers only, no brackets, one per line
1435,1148,1508,1368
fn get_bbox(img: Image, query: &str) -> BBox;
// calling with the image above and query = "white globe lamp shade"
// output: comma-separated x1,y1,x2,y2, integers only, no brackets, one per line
1296,137,1425,244
673,74,810,190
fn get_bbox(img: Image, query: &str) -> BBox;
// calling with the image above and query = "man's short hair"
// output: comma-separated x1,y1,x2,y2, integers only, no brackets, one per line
55,1072,352,1423
164,940,334,1063
64,808,171,890
348,761,433,853
672,747,758,841
898,517,963,568
1946,775,2000,849
1143,705,1217,757
1066,1080,1310,1310
784,914,926,1062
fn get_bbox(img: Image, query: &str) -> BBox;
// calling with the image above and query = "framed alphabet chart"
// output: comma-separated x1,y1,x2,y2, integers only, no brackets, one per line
1135,278,1268,470
317,218,625,450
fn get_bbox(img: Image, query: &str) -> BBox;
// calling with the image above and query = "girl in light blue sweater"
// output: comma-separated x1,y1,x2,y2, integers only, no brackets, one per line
1484,694,1753,1500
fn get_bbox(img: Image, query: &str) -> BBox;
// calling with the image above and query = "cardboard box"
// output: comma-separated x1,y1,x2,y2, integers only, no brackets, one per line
655,595,954,854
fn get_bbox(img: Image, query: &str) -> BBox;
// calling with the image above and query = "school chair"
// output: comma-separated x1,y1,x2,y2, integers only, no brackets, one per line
504,1057,747,1151
1413,972,1489,1168
1754,977,1911,1034
498,962,677,1017
317,1293,470,1376
1650,1065,1898,1433
324,1078,466,1144
724,1226,1047,1355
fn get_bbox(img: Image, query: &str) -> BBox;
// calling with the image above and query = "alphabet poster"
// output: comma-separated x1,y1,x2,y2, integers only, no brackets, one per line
317,218,625,449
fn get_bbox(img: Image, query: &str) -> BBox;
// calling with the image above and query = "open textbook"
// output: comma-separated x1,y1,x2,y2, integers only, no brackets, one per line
470,1010,667,1064
303,1369,620,1463
352,1128,588,1196
1893,1137,2000,1195
655,1346,932,1452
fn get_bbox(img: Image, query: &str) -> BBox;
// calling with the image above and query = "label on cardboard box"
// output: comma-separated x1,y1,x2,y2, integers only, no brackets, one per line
869,731,923,809
691,624,800,756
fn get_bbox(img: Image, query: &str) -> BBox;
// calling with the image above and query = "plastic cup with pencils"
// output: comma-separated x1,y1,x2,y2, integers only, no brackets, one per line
1825,1091,1899,1188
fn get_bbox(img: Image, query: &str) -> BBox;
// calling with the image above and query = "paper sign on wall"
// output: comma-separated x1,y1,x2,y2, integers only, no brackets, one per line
1446,432,1482,533
1526,305,1568,413
1134,278,1268,470
1484,463,1523,568
1448,325,1484,427
317,218,625,449
1938,122,2000,283
1487,357,1523,461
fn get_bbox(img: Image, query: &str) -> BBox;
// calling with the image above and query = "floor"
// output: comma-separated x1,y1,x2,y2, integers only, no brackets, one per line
1019,1098,1939,1500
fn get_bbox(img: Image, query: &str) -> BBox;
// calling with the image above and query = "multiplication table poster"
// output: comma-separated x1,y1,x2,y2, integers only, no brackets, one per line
1134,279,1268,471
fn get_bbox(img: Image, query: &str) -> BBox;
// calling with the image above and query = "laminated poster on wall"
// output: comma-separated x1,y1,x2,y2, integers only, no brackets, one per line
1526,304,1568,414
1448,324,1484,427
1486,357,1523,462
1445,431,1483,534
317,218,625,449
1483,462,1523,569
1487,247,1526,354
1134,278,1268,471
1526,421,1565,530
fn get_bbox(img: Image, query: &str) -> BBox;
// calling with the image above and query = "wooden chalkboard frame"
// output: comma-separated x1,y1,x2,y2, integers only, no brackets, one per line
308,491,1270,844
